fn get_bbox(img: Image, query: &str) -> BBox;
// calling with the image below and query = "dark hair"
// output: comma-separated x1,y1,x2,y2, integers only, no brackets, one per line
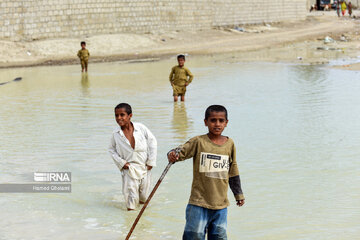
177,54,185,60
205,105,228,120
114,103,132,115
81,41,86,45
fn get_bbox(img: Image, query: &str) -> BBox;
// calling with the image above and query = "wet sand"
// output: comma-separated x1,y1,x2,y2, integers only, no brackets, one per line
1,12,360,69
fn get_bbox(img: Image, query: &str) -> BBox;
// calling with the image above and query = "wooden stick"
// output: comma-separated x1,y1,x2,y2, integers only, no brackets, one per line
125,162,174,240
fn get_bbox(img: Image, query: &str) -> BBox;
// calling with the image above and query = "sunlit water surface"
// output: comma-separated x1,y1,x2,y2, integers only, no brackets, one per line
0,56,359,240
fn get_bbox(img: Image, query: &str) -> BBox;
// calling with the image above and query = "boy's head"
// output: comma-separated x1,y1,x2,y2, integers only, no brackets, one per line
81,41,86,49
204,105,228,136
177,54,185,67
114,103,132,127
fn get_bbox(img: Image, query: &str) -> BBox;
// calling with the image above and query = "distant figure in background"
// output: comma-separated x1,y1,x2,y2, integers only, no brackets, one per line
310,4,317,12
77,41,90,72
341,1,347,16
348,1,352,16
336,1,341,17
169,54,194,102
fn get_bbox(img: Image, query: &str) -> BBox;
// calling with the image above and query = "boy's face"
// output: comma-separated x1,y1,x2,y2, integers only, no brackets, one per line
115,108,132,127
81,44,86,49
177,58,185,67
204,111,228,136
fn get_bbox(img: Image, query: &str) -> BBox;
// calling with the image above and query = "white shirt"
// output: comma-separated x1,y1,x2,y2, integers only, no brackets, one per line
109,122,157,180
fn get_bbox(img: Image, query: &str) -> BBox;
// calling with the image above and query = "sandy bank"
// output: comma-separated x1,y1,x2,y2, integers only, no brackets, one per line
0,12,360,69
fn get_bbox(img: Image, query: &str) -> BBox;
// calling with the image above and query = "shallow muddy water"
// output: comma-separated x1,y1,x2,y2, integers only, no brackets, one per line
0,56,359,240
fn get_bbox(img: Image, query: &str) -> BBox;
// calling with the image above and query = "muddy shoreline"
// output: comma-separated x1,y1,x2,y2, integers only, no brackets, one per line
0,13,360,69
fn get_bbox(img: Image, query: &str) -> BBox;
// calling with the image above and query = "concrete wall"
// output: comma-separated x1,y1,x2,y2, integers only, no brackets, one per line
0,0,307,41
212,0,306,26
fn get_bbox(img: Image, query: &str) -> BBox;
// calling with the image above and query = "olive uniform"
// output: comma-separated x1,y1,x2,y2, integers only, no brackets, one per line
173,135,244,209
169,66,193,96
77,49,90,70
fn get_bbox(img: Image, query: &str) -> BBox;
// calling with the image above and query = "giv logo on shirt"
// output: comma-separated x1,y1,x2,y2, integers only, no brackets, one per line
199,153,230,173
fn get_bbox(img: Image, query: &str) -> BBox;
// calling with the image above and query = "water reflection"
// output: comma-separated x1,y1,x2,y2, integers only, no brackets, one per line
289,65,330,110
81,73,90,96
291,65,328,84
171,102,192,140
288,65,333,159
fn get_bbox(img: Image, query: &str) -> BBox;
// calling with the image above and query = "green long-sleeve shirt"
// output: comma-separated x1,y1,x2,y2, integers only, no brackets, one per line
171,135,244,210
77,49,90,60
169,65,193,87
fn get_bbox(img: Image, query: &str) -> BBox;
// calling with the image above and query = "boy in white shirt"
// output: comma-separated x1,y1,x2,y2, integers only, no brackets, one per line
109,103,157,210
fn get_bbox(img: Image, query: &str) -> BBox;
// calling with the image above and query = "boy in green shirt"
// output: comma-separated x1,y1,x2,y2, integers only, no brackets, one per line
77,41,90,72
169,54,194,102
168,105,245,240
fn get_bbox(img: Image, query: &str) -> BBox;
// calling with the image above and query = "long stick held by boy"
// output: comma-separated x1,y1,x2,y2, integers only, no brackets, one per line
167,105,245,239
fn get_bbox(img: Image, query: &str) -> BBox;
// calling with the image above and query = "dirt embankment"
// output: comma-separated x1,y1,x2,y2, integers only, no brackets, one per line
0,12,360,69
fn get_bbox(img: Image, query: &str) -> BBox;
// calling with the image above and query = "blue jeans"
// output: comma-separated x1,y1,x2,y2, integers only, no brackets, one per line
183,204,227,240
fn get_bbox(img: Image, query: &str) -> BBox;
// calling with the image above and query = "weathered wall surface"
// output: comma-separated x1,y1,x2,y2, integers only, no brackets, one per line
0,0,307,41
212,0,306,26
